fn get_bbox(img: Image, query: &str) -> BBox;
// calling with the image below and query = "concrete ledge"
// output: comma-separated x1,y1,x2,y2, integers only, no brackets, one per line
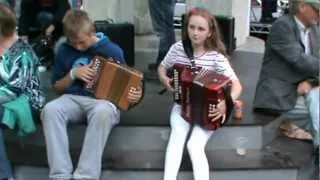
12,164,298,180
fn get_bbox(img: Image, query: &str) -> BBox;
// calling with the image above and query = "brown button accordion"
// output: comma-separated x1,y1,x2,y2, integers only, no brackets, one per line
85,55,143,111
172,63,233,130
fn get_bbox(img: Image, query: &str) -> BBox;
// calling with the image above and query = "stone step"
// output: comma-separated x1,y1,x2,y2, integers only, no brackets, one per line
4,121,281,164
10,137,317,180
10,167,303,180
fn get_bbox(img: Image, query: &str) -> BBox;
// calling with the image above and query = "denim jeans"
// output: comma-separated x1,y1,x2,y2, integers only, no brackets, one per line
148,0,176,65
41,95,120,180
0,129,13,179
283,87,319,146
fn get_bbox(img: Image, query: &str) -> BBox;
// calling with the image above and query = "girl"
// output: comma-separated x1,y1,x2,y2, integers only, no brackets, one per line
158,7,242,180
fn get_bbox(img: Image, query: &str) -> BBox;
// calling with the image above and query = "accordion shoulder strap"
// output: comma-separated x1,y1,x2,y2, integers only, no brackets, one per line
182,40,196,70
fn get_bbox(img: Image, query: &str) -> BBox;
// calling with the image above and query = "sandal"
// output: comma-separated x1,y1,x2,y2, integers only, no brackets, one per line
281,128,312,140
279,122,312,140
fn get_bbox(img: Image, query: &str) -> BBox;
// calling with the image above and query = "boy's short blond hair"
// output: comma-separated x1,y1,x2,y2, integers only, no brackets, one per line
0,3,16,37
62,9,95,38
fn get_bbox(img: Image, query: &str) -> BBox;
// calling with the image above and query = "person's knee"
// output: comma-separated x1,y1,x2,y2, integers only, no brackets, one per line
187,138,204,156
41,100,63,122
169,123,190,142
167,124,189,149
90,102,119,125
93,103,113,115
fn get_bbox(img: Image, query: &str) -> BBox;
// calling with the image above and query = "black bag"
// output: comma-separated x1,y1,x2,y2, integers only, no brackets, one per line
94,20,135,67
215,16,236,54
29,36,54,68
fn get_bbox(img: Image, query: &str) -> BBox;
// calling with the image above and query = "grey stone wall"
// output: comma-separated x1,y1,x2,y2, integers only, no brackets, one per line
83,0,250,45
83,0,153,34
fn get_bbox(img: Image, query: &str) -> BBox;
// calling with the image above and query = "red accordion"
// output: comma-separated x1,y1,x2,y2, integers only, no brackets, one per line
172,63,232,130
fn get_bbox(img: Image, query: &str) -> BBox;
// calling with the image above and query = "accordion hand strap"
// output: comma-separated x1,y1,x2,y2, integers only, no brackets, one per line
223,84,234,125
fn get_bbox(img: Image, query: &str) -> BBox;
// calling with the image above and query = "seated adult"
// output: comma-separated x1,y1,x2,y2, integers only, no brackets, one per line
40,9,143,180
253,0,319,146
0,3,44,180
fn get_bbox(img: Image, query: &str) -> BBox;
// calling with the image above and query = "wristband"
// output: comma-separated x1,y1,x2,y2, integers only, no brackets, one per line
69,68,76,80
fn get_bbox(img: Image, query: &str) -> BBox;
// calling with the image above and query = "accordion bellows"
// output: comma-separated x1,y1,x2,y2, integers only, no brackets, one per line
86,56,143,111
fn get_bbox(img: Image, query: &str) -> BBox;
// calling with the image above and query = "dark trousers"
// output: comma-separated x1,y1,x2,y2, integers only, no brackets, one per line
261,0,277,22
0,129,12,179
18,0,65,41
148,0,176,65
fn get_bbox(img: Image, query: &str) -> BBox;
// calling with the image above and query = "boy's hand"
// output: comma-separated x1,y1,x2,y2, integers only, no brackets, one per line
127,87,143,104
74,62,96,83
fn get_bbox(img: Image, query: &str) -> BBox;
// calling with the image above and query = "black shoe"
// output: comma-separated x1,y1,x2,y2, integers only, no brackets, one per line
148,63,158,72
144,70,159,81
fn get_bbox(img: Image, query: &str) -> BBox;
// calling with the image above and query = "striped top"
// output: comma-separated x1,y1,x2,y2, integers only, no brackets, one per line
160,41,239,80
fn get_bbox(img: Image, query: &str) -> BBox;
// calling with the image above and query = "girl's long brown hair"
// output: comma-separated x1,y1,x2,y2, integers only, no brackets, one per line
182,7,227,56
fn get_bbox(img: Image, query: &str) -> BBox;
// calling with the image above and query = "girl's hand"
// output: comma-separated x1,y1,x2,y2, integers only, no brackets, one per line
208,100,226,123
161,76,174,92
158,65,174,92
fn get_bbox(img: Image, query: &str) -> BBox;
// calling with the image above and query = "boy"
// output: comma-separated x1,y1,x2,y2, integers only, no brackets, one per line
41,9,142,180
